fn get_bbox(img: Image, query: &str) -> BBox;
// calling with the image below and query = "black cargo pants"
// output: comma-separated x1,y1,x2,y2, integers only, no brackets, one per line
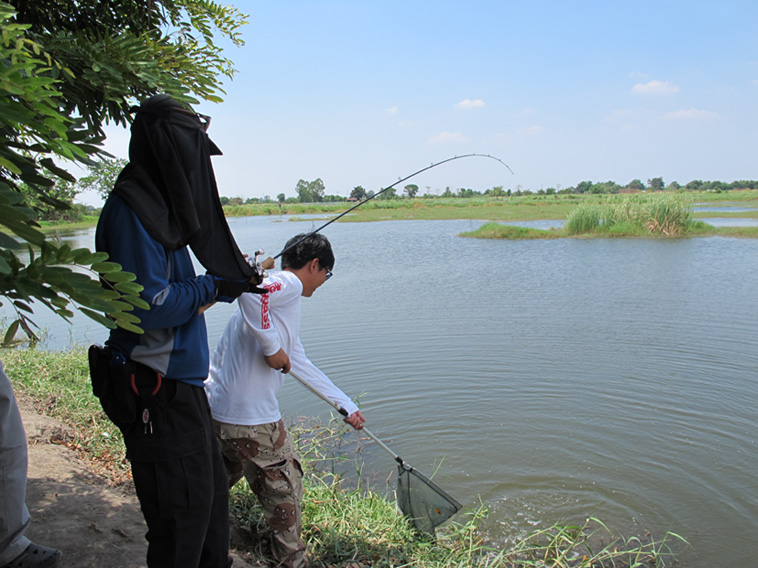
89,346,232,568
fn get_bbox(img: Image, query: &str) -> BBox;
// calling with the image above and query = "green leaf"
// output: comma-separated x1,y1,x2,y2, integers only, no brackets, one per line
113,281,144,295
91,261,122,273
0,155,21,175
56,308,75,319
55,243,72,262
113,311,141,324
49,296,69,309
0,205,44,246
3,319,19,346
0,231,21,249
101,270,137,283
70,248,94,264
39,157,77,182
79,308,117,329
121,294,150,310
18,318,39,342
115,320,144,334
12,300,33,313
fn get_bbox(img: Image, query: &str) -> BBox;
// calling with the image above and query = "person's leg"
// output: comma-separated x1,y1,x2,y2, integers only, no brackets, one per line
132,446,231,568
196,395,232,568
126,379,231,568
214,421,244,489
0,362,61,568
217,421,306,568
0,365,31,565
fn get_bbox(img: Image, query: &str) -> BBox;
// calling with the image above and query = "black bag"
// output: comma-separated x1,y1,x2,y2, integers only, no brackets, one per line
88,344,137,425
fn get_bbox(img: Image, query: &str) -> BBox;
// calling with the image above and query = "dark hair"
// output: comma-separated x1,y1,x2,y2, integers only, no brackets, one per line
280,233,334,271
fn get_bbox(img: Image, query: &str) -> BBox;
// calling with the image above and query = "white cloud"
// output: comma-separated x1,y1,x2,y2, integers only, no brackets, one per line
456,99,486,109
386,106,398,114
662,108,717,120
428,132,470,144
632,80,680,95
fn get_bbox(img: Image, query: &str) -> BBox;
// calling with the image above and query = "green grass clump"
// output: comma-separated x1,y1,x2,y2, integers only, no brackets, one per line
5,347,687,567
460,222,560,240
499,517,687,568
566,195,694,236
565,204,602,234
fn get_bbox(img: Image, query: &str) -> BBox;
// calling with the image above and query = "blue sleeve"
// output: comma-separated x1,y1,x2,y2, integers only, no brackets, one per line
96,196,216,331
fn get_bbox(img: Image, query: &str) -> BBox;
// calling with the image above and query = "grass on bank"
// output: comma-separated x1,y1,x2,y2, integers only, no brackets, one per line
3,347,687,567
37,215,99,232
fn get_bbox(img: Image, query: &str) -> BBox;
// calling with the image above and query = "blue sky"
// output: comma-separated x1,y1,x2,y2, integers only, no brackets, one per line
94,0,757,203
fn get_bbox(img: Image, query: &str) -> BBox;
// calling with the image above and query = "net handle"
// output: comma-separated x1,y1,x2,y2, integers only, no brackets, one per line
288,369,406,466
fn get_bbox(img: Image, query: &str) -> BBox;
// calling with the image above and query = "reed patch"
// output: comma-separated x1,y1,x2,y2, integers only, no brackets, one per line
566,195,694,236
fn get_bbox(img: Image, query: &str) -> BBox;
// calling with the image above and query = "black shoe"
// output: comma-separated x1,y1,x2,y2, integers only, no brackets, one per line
1,543,62,568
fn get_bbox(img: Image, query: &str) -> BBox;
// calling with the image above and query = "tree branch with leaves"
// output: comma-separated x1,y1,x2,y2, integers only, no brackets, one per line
0,0,249,344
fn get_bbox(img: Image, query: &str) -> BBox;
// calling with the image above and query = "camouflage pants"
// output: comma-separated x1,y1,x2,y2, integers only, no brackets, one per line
214,420,306,568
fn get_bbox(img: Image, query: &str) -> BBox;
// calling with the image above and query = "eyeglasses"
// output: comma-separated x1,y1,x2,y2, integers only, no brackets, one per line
171,107,212,132
316,258,333,281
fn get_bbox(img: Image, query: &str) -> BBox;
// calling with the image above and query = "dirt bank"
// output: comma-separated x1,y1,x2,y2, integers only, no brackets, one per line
17,392,260,568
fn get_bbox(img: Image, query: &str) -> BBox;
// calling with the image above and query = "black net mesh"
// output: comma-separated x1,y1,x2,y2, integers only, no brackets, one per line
396,465,462,535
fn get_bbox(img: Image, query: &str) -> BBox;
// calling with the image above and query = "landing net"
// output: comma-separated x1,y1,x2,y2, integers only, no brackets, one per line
396,464,462,535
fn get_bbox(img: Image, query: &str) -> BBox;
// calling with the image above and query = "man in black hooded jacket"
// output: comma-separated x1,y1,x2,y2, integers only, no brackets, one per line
94,95,261,567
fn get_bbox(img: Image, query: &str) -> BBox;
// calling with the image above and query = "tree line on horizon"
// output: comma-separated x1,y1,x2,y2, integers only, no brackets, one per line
218,176,758,206
24,155,758,221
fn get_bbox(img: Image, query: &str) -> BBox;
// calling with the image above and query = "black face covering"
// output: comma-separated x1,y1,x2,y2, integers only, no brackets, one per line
112,94,254,280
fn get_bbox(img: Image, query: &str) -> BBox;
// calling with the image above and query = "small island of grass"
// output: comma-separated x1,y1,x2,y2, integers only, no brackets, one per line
461,222,562,239
461,194,758,240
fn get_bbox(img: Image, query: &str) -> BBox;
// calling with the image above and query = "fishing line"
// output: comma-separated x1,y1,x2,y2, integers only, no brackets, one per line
260,153,513,268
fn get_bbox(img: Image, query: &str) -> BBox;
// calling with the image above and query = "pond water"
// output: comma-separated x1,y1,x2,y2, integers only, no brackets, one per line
694,205,758,213
700,217,758,227
6,217,758,567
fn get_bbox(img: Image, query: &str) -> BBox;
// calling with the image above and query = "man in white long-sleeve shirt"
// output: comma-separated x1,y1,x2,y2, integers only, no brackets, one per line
205,233,365,568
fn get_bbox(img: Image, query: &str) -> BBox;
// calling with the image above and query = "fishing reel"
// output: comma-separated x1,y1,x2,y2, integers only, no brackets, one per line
248,249,276,283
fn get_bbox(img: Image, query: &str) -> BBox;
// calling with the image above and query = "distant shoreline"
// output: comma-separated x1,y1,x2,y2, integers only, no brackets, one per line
41,190,758,233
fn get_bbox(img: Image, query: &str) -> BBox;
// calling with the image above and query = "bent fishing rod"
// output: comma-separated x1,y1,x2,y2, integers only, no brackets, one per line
257,153,513,270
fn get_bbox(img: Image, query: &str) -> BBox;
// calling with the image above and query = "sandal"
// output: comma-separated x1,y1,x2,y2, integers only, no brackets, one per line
1,543,62,568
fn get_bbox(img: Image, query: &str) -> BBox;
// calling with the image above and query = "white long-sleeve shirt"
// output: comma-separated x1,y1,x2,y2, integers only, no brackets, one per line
205,270,359,426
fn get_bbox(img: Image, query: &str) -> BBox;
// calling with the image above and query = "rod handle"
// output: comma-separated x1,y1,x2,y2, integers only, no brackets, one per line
198,256,273,314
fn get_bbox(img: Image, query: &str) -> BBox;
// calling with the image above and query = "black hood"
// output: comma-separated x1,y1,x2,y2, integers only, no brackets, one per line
111,95,254,280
